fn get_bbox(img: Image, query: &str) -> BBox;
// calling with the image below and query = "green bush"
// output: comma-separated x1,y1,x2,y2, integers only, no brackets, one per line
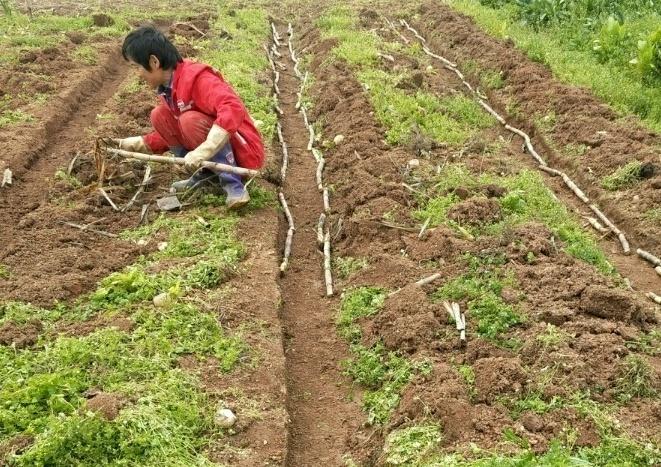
517,0,570,28
633,26,661,83
592,16,632,64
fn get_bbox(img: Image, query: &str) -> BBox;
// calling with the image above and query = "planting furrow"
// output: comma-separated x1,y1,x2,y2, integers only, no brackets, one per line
269,20,362,466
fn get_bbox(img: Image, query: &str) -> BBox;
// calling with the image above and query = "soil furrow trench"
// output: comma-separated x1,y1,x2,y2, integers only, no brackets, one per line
273,24,362,466
0,49,133,304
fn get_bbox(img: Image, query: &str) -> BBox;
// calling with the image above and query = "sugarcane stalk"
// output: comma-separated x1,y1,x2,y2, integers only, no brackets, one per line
646,292,661,305
637,248,661,267
316,158,325,191
279,192,295,273
323,188,330,213
589,204,630,254
324,229,333,296
105,148,260,178
317,213,326,248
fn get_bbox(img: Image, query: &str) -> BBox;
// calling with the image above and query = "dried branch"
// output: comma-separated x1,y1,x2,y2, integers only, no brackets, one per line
589,204,630,254
418,217,431,239
59,221,117,238
324,229,333,296
279,192,295,273
646,292,661,305
98,187,119,211
317,213,326,248
316,158,325,191
323,188,330,213
122,165,152,212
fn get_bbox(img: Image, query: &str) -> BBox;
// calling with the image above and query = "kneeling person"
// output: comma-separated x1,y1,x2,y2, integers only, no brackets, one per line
117,26,265,209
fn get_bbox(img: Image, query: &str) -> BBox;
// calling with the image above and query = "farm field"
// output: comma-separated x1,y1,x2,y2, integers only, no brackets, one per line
0,0,659,466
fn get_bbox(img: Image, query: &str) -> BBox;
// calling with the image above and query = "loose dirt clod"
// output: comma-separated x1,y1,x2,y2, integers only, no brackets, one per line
91,13,114,27
84,392,125,421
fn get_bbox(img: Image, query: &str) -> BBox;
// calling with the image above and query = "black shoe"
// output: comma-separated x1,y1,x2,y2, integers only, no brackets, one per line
170,168,216,192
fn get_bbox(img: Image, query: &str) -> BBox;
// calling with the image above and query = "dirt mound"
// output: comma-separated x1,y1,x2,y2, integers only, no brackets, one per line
92,13,114,27
473,357,527,403
57,315,134,337
580,284,641,321
84,392,126,420
369,284,443,353
0,434,33,463
447,197,502,226
404,226,472,262
0,319,43,348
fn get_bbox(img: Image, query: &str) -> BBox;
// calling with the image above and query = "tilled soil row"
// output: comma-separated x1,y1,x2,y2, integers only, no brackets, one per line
290,8,659,464
269,22,365,466
412,2,661,259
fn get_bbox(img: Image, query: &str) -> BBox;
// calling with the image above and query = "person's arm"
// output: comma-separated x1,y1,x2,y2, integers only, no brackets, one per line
182,71,247,168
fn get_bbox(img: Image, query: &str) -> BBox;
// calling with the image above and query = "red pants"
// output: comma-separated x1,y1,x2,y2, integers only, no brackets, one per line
150,105,213,151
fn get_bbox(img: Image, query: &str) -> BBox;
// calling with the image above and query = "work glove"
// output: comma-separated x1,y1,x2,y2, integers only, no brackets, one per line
183,124,230,170
116,136,151,153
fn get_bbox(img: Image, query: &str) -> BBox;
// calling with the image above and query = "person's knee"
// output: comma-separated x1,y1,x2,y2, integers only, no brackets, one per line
150,105,172,132
179,111,214,148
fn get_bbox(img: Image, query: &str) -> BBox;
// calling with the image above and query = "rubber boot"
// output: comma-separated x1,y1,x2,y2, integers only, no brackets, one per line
212,145,250,209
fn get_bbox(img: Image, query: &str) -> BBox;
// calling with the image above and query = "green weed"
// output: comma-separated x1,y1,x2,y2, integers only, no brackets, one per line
415,165,614,274
0,264,9,280
334,256,368,279
0,109,33,127
317,7,380,67
601,160,644,190
433,254,524,340
71,45,97,65
359,69,494,145
54,170,82,188
614,354,657,402
383,424,442,466
536,323,571,349
343,342,430,425
624,329,660,356
337,287,387,342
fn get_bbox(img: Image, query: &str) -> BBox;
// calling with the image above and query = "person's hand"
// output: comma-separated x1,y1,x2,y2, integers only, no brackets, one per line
183,125,230,170
183,147,211,170
116,136,150,153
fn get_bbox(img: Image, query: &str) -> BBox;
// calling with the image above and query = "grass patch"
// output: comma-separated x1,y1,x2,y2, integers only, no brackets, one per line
343,342,430,425
198,7,276,140
433,254,524,340
54,169,82,188
601,160,644,190
359,69,494,145
445,0,661,131
0,264,9,280
536,323,571,349
317,6,380,67
0,109,33,127
71,44,97,65
614,354,657,402
383,423,443,465
334,256,368,279
337,287,387,342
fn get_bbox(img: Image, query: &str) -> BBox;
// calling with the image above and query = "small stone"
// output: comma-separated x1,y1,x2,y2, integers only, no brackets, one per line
633,195,640,202
136,239,148,247
333,134,345,145
407,159,420,168
157,242,168,251
214,408,237,428
152,292,171,308
426,65,434,72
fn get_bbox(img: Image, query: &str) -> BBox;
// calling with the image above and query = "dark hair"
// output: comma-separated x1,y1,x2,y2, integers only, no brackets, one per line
121,26,182,70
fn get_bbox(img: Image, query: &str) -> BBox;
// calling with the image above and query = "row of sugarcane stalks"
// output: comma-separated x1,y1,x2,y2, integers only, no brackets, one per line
269,21,334,296
387,17,661,304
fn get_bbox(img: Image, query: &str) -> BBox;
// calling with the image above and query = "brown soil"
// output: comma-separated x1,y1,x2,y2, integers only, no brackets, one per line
83,391,126,420
272,22,364,466
0,319,43,348
0,435,33,466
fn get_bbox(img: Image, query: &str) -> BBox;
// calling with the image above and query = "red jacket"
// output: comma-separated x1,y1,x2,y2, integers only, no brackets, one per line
143,59,265,169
